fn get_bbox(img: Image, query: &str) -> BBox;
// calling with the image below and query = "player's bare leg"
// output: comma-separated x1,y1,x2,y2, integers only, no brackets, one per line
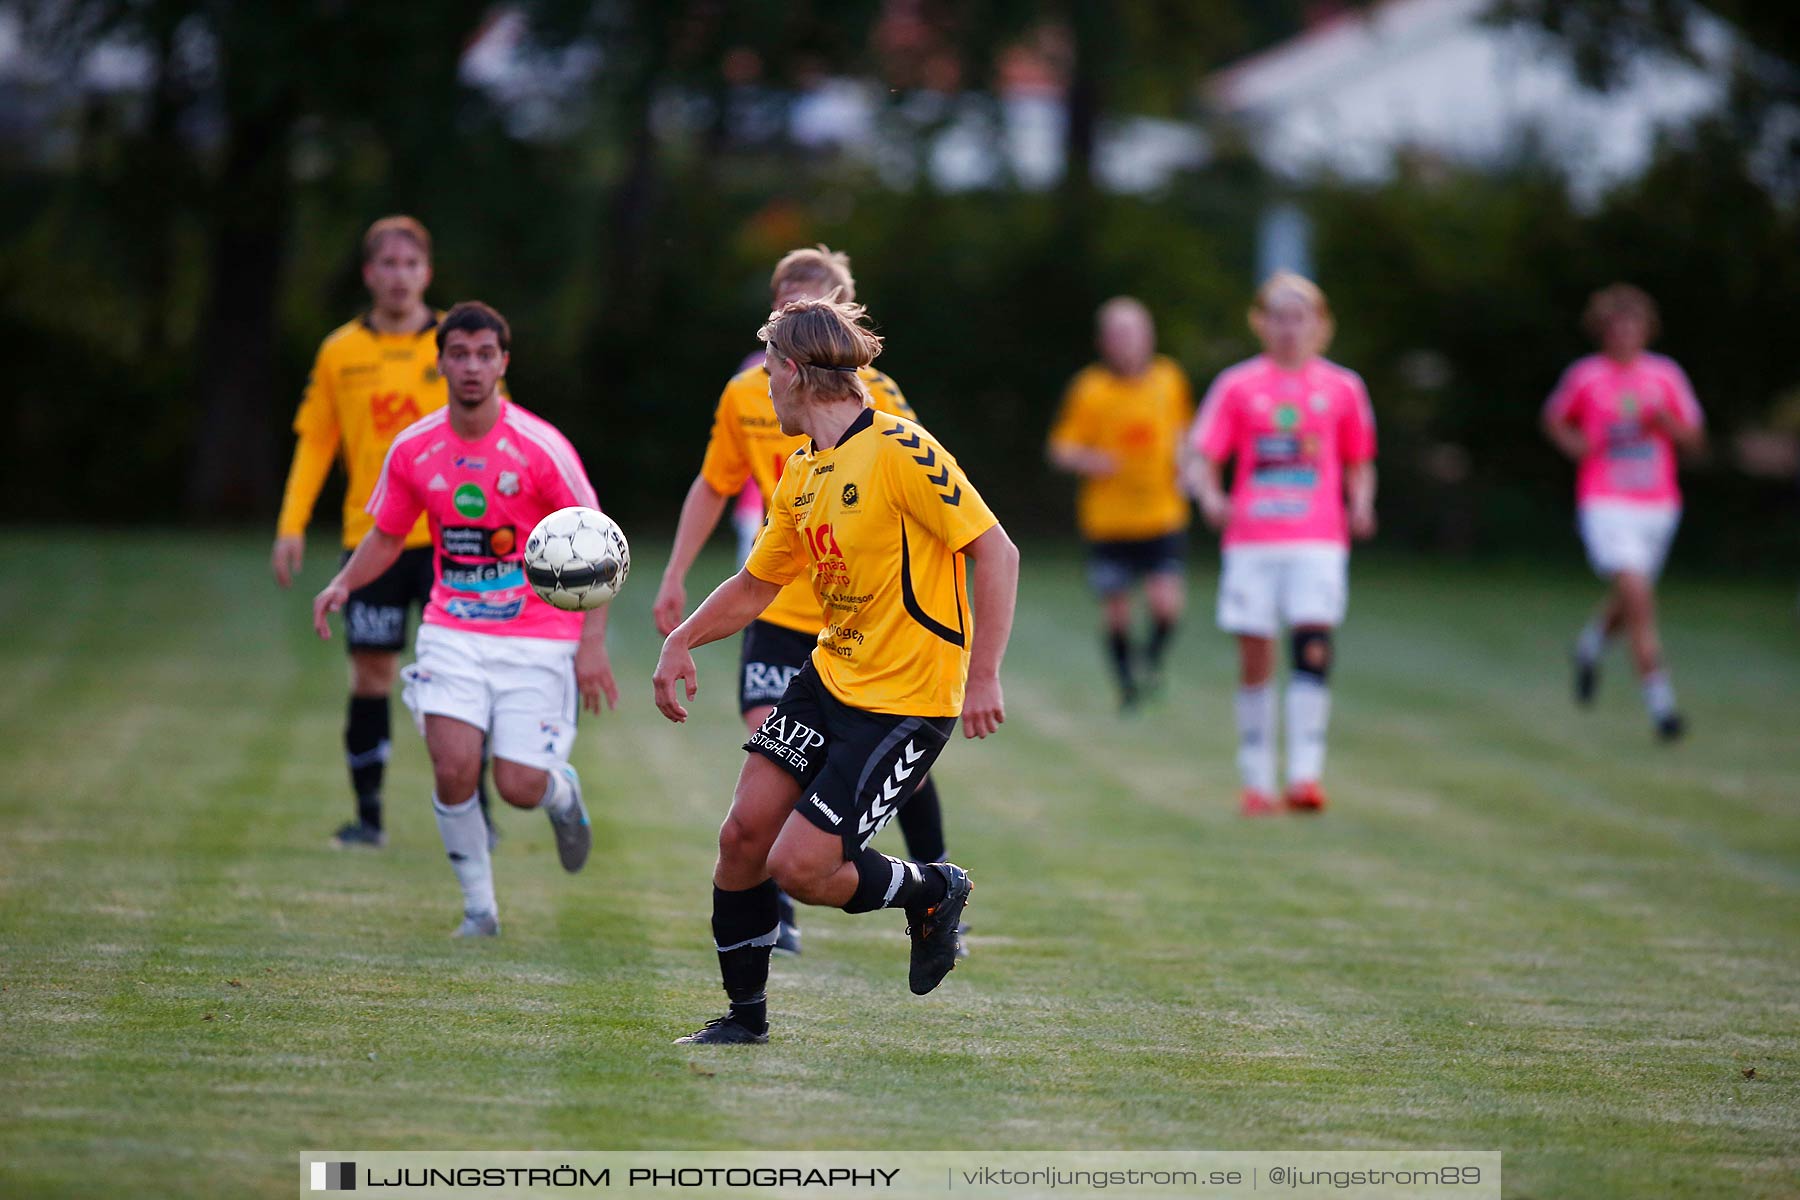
740,702,804,955
677,754,799,1045
1141,569,1186,698
424,715,499,936
768,813,971,998
1235,634,1279,815
491,756,591,873
1572,589,1626,706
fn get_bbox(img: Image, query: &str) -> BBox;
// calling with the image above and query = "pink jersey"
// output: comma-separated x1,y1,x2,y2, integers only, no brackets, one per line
1190,355,1376,548
368,399,599,640
1543,353,1701,508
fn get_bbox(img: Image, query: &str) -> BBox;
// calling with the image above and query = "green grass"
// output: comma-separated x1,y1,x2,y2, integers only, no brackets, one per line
0,532,1795,1198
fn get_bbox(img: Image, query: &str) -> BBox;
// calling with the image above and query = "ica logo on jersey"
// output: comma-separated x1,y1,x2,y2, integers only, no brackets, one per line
371,392,423,436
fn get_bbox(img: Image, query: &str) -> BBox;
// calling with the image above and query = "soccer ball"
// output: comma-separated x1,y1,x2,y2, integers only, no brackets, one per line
523,506,630,611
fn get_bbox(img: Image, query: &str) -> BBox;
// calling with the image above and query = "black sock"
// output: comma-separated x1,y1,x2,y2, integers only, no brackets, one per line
712,880,779,1033
1146,617,1176,671
1107,629,1136,696
843,849,947,914
898,776,947,864
345,696,390,830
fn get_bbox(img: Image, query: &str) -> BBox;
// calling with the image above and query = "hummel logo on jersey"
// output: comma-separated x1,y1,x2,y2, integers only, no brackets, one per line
885,425,963,506
427,473,449,491
809,795,844,826
857,740,929,848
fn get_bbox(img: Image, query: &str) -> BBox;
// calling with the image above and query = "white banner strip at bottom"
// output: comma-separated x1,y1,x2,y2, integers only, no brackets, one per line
299,1150,1501,1199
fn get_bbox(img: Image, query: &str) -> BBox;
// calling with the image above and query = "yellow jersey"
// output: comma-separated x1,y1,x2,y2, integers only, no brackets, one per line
746,408,999,718
276,313,446,549
1047,355,1195,542
699,364,916,634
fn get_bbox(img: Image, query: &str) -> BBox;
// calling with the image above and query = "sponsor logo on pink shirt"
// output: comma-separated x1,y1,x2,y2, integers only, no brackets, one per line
368,400,600,640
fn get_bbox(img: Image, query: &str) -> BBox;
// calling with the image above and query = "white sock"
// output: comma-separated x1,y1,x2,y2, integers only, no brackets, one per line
538,765,575,818
1575,619,1608,665
433,792,496,917
1642,670,1677,721
1235,684,1277,796
1286,676,1332,785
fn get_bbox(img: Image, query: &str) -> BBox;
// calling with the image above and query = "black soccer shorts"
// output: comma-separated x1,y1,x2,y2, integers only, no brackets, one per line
737,618,819,714
1085,530,1187,596
744,662,956,858
340,545,434,653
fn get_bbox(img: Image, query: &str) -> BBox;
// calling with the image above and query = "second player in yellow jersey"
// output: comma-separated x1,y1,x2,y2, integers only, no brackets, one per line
1047,297,1195,710
269,215,494,852
277,313,446,552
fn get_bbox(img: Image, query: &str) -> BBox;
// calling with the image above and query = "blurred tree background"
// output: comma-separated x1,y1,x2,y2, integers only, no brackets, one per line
2,0,1794,568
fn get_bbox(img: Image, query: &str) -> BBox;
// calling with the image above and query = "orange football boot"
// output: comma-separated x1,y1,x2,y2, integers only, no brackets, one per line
1285,781,1327,812
1241,790,1280,816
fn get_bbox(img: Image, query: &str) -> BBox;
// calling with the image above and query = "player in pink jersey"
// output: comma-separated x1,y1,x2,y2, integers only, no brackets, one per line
1187,273,1377,815
312,302,620,937
1542,284,1705,742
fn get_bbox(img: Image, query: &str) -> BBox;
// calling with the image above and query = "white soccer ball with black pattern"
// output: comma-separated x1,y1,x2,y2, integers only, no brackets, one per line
524,506,630,611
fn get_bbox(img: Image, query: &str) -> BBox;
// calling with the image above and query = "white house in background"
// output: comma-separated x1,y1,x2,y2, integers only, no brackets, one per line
1210,0,1736,205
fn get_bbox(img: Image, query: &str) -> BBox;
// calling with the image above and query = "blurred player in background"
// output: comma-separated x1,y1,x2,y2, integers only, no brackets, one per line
312,302,618,937
1188,273,1377,815
1542,284,1705,741
653,246,955,956
653,296,1019,1044
273,216,496,848
1048,298,1195,710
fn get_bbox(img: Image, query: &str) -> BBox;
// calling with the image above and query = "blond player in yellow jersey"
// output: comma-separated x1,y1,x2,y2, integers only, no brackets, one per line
272,216,485,848
1048,297,1195,710
653,296,1020,1044
654,246,952,956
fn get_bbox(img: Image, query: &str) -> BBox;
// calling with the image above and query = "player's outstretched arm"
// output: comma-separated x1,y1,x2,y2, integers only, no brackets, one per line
654,475,733,636
652,569,782,723
312,529,407,639
961,523,1020,740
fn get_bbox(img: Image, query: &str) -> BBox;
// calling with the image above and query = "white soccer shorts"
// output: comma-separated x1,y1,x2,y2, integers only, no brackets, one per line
1578,502,1680,580
400,624,578,769
1216,543,1349,637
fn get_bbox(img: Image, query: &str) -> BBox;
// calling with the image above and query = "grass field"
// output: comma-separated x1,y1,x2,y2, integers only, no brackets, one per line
1,531,1795,1198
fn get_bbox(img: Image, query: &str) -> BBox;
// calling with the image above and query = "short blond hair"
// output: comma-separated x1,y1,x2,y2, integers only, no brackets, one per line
1097,295,1152,333
362,214,431,262
1249,270,1335,355
759,296,882,404
771,244,856,303
1583,283,1660,344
